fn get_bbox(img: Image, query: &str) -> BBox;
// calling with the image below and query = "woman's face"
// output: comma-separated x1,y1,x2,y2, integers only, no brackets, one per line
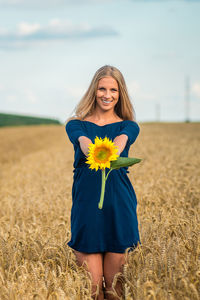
95,76,119,113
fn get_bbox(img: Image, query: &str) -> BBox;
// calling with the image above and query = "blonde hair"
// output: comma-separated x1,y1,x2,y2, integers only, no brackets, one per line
65,65,136,124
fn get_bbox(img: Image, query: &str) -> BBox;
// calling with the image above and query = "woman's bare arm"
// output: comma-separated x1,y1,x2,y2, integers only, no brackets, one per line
78,134,128,157
78,136,93,156
113,134,128,155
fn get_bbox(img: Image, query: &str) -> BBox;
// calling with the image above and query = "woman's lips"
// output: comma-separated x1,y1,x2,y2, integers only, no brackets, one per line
102,99,113,104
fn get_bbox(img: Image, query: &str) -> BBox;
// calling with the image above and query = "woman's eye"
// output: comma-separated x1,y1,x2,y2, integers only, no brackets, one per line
98,88,117,91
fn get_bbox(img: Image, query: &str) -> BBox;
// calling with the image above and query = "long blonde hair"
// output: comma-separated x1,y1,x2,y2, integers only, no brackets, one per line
65,65,136,123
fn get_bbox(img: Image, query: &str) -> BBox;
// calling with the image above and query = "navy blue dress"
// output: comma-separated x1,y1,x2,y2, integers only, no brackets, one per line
65,119,140,253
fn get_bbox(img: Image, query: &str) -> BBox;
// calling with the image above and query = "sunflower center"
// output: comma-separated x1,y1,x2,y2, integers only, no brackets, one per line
94,147,111,163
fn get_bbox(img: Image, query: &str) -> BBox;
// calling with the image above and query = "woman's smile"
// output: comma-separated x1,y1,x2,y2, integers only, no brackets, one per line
102,99,113,104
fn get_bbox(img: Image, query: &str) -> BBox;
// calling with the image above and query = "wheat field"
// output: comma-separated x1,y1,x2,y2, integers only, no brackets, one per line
0,123,199,300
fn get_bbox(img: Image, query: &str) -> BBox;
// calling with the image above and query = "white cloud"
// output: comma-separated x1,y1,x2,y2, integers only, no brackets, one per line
0,18,118,49
17,22,41,37
192,82,200,98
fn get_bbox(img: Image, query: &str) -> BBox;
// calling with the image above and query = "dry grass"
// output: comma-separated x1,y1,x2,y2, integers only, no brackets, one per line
0,123,199,300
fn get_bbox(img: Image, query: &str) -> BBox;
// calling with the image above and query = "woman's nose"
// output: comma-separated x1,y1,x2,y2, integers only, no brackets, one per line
104,90,111,98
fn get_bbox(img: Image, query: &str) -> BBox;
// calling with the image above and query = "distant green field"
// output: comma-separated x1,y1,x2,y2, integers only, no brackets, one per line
0,113,61,127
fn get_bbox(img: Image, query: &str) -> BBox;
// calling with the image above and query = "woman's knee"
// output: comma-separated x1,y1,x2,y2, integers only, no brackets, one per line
103,252,125,279
73,250,104,297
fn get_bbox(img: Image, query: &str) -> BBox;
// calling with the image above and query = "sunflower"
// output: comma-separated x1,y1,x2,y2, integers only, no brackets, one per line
85,136,141,209
86,136,119,171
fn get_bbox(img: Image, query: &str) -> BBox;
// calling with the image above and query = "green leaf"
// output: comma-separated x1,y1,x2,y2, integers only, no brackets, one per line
110,157,142,170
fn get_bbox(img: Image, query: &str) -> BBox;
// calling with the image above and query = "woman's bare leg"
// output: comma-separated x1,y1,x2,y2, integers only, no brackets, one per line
73,250,104,300
103,252,126,300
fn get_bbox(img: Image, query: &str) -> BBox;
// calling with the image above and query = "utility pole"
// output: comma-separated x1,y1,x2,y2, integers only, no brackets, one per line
185,76,190,122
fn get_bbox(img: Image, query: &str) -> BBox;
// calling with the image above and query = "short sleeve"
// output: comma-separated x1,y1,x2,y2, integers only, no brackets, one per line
65,120,87,145
119,120,140,147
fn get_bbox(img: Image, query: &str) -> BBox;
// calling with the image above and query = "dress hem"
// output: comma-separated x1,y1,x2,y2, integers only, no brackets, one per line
67,241,140,254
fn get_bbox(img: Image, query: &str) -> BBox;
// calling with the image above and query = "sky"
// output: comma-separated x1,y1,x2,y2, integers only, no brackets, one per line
0,0,200,123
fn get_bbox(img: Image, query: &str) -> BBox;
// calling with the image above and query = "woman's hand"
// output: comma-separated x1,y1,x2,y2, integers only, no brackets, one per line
78,136,93,156
113,134,128,155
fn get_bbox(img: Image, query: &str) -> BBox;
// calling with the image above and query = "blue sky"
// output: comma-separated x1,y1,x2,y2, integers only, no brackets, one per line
0,0,200,123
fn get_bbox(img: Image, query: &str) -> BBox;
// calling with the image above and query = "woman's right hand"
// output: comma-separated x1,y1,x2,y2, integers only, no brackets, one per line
78,136,92,156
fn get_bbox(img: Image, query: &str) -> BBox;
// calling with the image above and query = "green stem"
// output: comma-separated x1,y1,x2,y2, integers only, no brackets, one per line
98,168,106,209
105,168,113,181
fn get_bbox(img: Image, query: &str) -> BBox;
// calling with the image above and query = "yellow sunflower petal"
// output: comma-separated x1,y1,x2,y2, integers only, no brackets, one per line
86,136,119,171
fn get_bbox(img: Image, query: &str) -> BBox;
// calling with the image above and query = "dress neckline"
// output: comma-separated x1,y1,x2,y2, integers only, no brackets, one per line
81,120,125,127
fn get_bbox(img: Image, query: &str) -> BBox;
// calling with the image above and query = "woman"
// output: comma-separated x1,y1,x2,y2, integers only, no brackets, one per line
65,65,140,300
